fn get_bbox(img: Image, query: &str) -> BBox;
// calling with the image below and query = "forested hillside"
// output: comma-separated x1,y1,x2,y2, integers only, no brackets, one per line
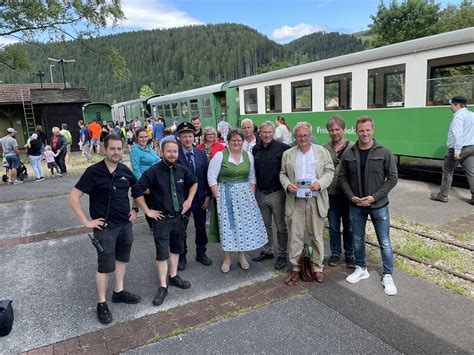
4,24,367,102
287,31,365,60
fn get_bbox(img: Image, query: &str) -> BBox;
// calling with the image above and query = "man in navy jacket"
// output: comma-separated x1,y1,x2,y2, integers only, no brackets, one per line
176,122,213,270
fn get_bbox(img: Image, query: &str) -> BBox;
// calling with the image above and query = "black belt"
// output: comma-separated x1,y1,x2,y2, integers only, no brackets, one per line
260,188,282,195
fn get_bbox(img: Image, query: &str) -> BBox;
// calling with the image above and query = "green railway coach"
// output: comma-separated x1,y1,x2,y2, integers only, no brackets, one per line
147,82,240,129
82,102,112,124
230,27,474,159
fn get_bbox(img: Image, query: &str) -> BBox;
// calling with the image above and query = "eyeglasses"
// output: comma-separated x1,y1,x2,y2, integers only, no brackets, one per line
295,134,310,139
230,139,243,143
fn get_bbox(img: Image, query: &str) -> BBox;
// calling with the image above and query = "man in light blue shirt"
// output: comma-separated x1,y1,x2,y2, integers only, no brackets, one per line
431,96,474,205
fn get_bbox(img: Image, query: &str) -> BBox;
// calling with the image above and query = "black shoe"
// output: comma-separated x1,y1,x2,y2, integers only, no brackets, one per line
112,290,141,304
97,302,113,324
252,252,274,262
153,287,168,306
328,255,339,266
178,257,187,271
168,274,191,289
345,257,356,269
274,256,287,270
196,254,213,266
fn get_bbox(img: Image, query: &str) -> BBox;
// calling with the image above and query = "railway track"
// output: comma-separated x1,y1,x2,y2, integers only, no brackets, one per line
365,222,474,283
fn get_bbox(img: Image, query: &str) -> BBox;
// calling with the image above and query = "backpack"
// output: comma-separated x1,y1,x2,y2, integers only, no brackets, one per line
62,130,72,145
0,300,14,336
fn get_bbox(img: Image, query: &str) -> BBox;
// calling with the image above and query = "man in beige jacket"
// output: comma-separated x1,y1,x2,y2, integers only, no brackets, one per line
280,122,334,285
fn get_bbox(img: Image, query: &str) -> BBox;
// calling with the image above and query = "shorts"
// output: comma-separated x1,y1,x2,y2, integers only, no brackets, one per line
90,138,100,146
94,222,134,273
6,155,20,169
66,144,71,154
153,215,185,261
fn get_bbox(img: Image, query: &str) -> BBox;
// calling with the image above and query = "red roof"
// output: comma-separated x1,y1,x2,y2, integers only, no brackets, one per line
0,83,69,104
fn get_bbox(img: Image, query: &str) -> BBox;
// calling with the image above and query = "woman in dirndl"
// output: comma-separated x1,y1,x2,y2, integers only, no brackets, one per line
208,129,267,273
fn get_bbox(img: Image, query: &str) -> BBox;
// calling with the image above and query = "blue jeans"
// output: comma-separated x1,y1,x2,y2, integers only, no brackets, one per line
350,205,394,275
29,155,44,178
328,194,354,259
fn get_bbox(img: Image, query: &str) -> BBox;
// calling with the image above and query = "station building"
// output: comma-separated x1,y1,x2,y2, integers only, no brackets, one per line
0,83,90,149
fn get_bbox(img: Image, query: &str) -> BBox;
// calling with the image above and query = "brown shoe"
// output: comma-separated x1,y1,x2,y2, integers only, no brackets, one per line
313,271,325,283
284,271,301,286
430,193,448,203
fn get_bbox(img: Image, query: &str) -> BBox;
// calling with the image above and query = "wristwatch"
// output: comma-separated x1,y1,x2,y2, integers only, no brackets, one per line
132,207,139,213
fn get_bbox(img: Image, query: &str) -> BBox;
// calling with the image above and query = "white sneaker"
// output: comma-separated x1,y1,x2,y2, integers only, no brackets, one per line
346,266,370,284
382,274,397,296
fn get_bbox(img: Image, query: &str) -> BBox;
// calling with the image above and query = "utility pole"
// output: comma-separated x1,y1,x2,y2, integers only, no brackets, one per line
35,71,45,88
47,57,76,88
49,65,55,83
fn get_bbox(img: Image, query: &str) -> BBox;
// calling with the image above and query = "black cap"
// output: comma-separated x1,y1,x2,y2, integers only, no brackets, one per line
449,96,467,105
177,122,195,134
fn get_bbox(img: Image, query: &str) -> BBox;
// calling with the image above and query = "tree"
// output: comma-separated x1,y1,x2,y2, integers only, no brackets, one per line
0,0,124,71
369,0,441,47
139,84,155,98
439,0,474,32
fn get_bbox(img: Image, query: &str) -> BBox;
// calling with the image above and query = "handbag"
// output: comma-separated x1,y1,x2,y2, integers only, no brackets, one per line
0,300,14,337
299,244,314,282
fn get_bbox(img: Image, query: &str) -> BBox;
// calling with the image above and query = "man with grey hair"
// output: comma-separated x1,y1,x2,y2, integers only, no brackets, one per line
323,116,355,268
241,118,259,153
51,126,68,176
280,122,334,285
252,121,291,270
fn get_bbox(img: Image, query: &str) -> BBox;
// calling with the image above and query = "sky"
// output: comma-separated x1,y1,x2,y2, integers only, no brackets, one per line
107,0,462,43
0,0,463,46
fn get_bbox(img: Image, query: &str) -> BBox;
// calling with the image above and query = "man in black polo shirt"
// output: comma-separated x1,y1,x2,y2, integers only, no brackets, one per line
252,121,291,270
132,139,197,306
68,134,141,325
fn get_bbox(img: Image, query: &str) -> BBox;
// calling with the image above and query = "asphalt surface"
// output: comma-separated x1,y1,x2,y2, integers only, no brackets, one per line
1,172,473,354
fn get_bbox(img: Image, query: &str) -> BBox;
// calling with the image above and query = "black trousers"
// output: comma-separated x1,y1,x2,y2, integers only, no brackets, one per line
180,201,208,259
54,153,67,174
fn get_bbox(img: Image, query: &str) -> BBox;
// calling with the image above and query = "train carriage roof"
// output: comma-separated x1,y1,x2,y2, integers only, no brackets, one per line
229,27,474,87
147,82,226,104
83,102,112,109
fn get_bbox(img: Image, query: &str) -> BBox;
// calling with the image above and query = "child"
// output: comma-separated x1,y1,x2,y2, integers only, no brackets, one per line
43,145,61,177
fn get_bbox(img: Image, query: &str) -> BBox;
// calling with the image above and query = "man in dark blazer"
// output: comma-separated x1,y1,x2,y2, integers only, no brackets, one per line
176,122,213,270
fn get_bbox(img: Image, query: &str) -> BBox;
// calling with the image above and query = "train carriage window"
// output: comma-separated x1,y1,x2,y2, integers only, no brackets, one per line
427,54,474,106
181,101,188,117
157,105,164,117
164,104,171,118
202,97,212,117
190,99,199,117
172,103,178,117
265,84,282,113
368,64,405,108
291,80,312,112
244,89,258,114
325,73,352,110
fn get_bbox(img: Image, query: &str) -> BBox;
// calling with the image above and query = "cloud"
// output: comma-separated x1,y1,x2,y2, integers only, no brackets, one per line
271,23,330,43
119,0,203,30
0,36,20,47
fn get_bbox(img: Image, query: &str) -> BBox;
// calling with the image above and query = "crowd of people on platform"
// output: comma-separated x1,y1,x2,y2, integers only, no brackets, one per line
3,96,472,326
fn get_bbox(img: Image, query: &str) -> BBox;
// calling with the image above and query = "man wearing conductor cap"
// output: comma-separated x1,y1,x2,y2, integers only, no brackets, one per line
430,96,474,205
176,122,213,270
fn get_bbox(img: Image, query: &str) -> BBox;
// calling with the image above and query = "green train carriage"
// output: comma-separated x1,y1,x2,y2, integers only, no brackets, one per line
230,27,474,159
82,102,113,125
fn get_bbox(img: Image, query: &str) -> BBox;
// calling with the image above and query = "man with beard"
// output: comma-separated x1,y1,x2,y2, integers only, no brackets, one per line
68,134,141,324
191,117,203,145
133,140,197,306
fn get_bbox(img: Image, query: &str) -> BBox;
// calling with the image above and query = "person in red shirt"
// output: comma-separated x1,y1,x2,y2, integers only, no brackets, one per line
197,127,226,160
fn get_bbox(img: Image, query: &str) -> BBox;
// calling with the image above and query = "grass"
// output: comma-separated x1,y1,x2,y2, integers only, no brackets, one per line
148,334,161,344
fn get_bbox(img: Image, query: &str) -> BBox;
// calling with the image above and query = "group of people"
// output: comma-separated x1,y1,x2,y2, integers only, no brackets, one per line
66,95,474,325
1,124,71,184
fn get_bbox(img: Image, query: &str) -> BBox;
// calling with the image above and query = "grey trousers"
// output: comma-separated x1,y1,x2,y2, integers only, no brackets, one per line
255,189,289,258
439,146,474,198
